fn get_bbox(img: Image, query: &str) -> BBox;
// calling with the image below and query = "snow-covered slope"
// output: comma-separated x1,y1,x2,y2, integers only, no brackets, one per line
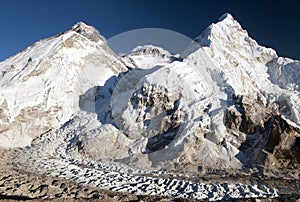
75,13,300,170
0,22,127,147
175,13,300,168
189,13,299,130
0,14,299,174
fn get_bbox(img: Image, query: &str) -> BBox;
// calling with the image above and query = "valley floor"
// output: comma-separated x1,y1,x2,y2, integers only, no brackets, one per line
0,148,299,201
0,148,176,202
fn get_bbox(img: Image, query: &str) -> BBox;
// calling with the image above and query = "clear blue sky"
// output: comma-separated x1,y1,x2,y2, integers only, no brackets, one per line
0,0,300,61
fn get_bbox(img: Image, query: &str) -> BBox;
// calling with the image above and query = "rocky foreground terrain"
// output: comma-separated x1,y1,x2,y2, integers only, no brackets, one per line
0,146,299,201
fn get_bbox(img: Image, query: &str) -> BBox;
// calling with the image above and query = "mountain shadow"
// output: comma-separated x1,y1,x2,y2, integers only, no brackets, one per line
79,66,161,126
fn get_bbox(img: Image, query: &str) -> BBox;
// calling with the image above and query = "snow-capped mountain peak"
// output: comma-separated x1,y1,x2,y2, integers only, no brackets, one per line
71,21,105,43
122,45,182,69
0,23,127,147
196,13,276,59
218,12,234,21
131,45,175,57
181,13,256,58
184,13,280,97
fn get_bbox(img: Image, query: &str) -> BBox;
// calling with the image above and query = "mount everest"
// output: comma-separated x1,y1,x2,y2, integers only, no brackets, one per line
0,13,299,200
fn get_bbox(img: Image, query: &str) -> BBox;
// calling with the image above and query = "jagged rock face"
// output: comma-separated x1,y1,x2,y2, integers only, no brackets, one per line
226,95,275,134
112,82,184,153
225,97,300,169
265,115,300,168
129,83,184,152
0,22,127,147
128,84,181,136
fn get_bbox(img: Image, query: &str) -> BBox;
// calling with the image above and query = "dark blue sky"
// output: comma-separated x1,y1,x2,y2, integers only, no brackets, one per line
0,0,299,61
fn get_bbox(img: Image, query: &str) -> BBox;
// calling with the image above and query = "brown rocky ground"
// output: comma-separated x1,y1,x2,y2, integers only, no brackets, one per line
0,148,178,202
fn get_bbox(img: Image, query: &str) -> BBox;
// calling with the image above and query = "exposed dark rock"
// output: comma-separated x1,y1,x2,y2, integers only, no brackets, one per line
225,95,300,170
130,83,184,152
225,107,242,131
265,115,300,168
